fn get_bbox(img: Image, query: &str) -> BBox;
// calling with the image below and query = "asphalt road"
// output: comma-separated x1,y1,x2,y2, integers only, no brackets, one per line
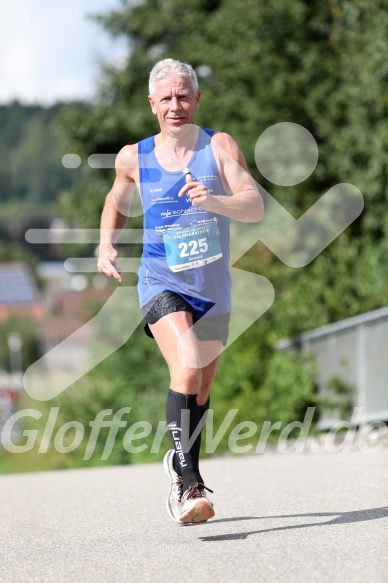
0,449,387,583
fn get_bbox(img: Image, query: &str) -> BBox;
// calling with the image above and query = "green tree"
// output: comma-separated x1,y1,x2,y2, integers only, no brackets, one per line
58,0,388,240
0,102,82,209
0,101,86,261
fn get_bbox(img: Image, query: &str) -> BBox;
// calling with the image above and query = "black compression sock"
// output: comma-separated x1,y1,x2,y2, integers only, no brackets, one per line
197,396,210,454
172,451,182,476
198,396,210,420
172,396,210,476
166,388,204,491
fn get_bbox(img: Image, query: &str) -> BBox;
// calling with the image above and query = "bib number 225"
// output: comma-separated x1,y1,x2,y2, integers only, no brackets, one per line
178,237,208,258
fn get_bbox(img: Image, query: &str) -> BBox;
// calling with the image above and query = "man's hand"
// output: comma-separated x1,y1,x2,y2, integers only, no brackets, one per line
97,246,123,283
178,173,213,209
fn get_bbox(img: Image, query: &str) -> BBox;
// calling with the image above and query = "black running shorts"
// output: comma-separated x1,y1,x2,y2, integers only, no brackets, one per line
141,290,230,345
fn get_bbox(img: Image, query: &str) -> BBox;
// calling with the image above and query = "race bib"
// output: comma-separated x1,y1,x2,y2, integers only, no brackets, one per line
163,221,222,272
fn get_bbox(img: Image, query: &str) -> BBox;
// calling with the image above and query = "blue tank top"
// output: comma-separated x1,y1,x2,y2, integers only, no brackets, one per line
137,127,232,316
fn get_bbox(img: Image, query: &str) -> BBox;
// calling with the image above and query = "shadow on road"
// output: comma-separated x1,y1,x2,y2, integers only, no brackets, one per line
199,506,388,541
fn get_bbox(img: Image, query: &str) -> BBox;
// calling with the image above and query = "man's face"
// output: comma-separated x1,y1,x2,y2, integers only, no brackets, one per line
148,74,201,135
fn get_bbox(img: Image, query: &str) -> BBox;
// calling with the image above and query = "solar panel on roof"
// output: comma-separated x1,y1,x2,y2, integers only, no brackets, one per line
0,265,40,305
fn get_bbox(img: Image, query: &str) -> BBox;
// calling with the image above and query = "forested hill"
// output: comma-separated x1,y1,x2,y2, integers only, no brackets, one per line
0,101,88,223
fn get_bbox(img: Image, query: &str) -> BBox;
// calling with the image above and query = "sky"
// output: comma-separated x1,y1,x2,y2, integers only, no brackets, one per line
0,0,128,105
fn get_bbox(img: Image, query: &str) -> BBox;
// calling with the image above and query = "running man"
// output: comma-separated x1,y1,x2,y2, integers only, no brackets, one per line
97,58,264,523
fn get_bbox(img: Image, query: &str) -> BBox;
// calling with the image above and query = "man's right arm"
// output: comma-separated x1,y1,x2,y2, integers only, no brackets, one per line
97,144,138,282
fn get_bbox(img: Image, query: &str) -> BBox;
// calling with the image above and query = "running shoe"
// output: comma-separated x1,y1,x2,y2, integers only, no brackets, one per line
180,482,215,523
163,449,184,523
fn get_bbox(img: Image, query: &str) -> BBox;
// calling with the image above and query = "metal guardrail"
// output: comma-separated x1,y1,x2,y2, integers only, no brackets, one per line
276,306,388,428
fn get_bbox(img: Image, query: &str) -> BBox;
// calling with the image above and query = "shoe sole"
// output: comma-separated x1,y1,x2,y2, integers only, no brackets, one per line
180,499,215,524
163,451,182,524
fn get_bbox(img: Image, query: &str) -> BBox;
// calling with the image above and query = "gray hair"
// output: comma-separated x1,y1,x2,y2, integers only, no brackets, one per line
149,58,199,96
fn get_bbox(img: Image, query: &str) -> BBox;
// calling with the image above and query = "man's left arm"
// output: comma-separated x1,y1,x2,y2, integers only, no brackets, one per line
178,132,264,222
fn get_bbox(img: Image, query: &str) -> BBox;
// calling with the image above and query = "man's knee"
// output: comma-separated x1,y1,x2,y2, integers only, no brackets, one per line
172,365,202,391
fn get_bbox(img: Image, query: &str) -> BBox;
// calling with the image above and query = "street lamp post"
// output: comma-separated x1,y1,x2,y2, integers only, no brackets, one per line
7,332,23,391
